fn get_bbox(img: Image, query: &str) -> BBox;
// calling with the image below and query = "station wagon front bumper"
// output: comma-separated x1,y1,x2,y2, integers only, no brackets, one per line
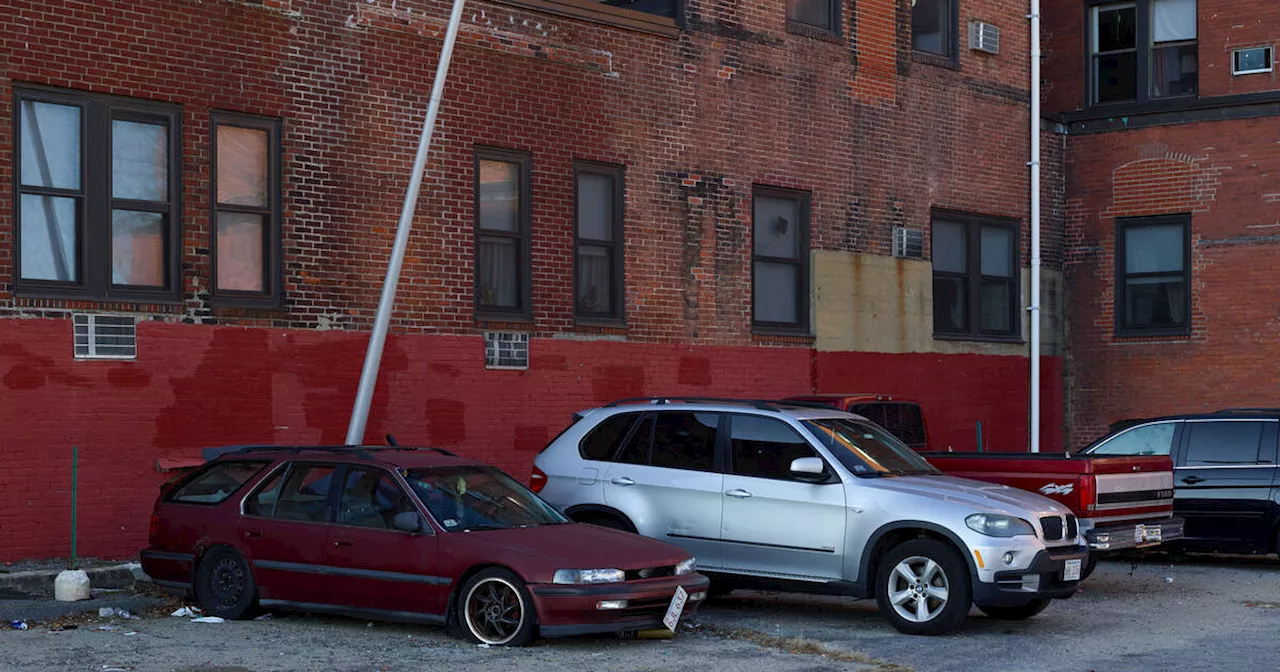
530,573,710,637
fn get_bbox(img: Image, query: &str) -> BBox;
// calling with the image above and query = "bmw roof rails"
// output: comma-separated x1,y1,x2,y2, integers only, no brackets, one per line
603,397,845,412
1211,408,1280,415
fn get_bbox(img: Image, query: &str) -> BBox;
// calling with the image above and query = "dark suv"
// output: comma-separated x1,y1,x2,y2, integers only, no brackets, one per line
1077,409,1280,554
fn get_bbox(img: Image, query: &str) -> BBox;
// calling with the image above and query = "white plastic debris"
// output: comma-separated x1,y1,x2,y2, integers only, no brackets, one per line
98,607,137,619
477,643,491,649
98,607,114,618
1165,576,1175,583
171,607,202,618
54,570,91,602
253,613,274,621
190,616,226,624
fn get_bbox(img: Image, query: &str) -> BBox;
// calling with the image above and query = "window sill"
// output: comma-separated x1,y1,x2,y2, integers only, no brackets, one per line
784,20,842,43
573,319,627,334
933,332,1025,345
476,316,535,331
12,291,186,311
209,296,284,311
752,329,815,346
1062,90,1280,124
911,50,960,71
489,0,680,38
1113,329,1191,342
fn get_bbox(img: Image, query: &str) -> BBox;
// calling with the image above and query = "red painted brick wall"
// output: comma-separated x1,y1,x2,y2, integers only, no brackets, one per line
0,0,1060,560
1063,121,1280,447
816,352,1066,453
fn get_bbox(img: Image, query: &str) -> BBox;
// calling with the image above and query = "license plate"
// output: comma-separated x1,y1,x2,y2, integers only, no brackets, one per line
1063,558,1082,582
663,585,689,632
1145,525,1162,542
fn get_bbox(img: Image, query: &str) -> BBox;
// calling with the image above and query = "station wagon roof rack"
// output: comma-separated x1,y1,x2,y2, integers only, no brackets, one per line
602,397,847,412
210,445,457,461
1210,408,1280,415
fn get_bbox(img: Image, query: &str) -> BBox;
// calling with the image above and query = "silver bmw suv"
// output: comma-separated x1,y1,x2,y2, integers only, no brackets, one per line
532,398,1087,635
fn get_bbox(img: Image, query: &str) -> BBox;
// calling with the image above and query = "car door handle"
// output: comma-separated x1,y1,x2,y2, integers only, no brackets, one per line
333,539,353,548
1181,476,1206,484
244,530,263,540
610,477,635,486
725,489,753,499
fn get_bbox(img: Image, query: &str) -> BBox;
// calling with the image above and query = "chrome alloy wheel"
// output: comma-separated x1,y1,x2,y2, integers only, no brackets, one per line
886,555,950,623
463,577,527,645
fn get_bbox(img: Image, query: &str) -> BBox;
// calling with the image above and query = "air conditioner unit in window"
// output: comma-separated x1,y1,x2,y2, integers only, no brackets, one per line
968,20,1000,55
892,227,924,259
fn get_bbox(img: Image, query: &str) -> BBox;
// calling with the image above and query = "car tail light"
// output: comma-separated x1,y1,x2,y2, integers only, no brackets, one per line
148,511,160,545
1079,475,1096,512
530,465,548,493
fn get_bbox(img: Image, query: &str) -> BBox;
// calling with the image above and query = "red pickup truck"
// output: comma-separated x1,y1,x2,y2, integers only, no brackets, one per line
783,394,1185,578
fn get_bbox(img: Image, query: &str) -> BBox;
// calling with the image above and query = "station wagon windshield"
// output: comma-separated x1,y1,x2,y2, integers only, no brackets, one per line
403,466,569,532
803,418,939,477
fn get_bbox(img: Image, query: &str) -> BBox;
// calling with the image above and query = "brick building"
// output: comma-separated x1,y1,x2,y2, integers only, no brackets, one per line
0,0,1063,561
1043,0,1280,445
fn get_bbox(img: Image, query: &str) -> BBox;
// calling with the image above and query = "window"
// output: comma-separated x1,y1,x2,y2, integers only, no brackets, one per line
1091,0,1197,105
931,212,1019,340
594,0,680,20
912,0,955,57
168,461,269,505
787,0,839,33
804,418,939,476
1116,215,1190,335
753,188,810,331
575,163,624,321
729,415,819,481
579,412,641,461
212,113,282,304
1090,421,1178,456
337,468,417,530
617,413,655,465
1233,46,1273,75
245,467,286,517
14,88,180,300
474,149,531,318
651,411,720,472
271,465,336,523
849,402,928,449
404,466,567,532
1184,422,1264,465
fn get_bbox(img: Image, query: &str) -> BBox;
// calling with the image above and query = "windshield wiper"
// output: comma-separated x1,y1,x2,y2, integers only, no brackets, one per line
460,524,505,532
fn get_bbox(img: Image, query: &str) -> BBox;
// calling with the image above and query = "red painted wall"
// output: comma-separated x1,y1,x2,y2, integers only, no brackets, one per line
0,318,812,561
816,352,1065,454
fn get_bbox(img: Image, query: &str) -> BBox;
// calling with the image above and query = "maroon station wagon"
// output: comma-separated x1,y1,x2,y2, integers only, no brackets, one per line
141,445,709,646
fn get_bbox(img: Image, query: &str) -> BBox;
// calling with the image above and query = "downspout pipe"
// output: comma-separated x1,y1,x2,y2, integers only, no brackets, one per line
1029,0,1042,452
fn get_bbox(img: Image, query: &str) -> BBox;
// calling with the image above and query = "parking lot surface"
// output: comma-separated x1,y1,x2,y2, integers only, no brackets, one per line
2,557,1277,672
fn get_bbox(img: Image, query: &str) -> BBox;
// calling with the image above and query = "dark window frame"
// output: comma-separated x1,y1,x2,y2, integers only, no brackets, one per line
12,85,182,302
473,147,533,321
1181,420,1266,466
751,186,811,334
210,111,284,308
1114,213,1192,337
573,161,626,324
1086,0,1199,108
930,210,1022,342
911,0,960,66
786,0,842,37
492,0,683,37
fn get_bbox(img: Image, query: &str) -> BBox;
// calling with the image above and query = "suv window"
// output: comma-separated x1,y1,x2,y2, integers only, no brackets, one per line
169,461,269,505
580,412,640,461
650,411,719,472
1091,421,1177,456
850,403,927,448
617,414,655,465
272,465,336,523
337,468,417,530
1184,421,1264,466
729,415,819,481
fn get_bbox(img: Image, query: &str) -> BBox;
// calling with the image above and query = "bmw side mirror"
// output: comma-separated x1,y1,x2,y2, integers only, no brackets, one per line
393,511,424,534
790,457,828,482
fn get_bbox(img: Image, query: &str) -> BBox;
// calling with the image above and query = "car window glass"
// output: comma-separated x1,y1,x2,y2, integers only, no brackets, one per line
850,403,927,448
804,418,938,476
169,461,268,505
580,413,639,461
651,412,719,472
1092,422,1177,456
616,414,654,465
1184,422,1264,466
245,467,285,517
337,468,417,530
405,466,568,532
272,465,336,523
730,415,818,481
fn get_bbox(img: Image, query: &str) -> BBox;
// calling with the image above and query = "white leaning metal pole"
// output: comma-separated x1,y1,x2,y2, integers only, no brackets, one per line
345,0,469,446
1029,0,1042,453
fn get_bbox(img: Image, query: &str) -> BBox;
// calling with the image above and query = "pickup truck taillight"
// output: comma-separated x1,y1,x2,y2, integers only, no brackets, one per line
1079,474,1096,512
530,465,548,493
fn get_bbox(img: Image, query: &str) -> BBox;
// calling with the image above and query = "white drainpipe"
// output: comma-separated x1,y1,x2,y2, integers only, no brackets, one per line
1029,0,1042,453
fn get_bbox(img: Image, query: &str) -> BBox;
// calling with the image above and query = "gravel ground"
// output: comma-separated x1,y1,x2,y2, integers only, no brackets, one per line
3,556,1277,672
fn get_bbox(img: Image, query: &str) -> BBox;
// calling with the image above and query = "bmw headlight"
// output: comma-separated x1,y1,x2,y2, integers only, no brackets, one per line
966,513,1035,538
675,557,697,576
552,568,625,584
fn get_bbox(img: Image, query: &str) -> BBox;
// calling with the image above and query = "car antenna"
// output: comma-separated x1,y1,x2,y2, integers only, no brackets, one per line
385,434,399,447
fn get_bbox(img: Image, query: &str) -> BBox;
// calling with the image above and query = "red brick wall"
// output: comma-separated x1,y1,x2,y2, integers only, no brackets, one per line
816,352,1066,453
1063,120,1280,446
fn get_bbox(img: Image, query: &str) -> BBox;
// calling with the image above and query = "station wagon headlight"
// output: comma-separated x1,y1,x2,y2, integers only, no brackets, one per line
675,557,696,576
966,514,1035,538
553,568,625,584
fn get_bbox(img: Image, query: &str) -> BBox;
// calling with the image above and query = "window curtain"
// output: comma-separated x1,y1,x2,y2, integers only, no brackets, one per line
478,238,517,308
1153,0,1196,42
577,246,611,313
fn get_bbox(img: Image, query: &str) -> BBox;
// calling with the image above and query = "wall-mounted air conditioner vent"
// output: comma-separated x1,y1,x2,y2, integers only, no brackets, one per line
484,331,529,370
968,20,1000,55
74,313,137,360
892,227,925,259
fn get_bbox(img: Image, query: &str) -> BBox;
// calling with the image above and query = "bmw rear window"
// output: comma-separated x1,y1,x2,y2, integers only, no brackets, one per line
168,461,270,505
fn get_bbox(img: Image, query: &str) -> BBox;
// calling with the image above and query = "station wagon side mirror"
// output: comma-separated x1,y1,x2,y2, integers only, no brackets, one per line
789,457,828,483
393,511,425,534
